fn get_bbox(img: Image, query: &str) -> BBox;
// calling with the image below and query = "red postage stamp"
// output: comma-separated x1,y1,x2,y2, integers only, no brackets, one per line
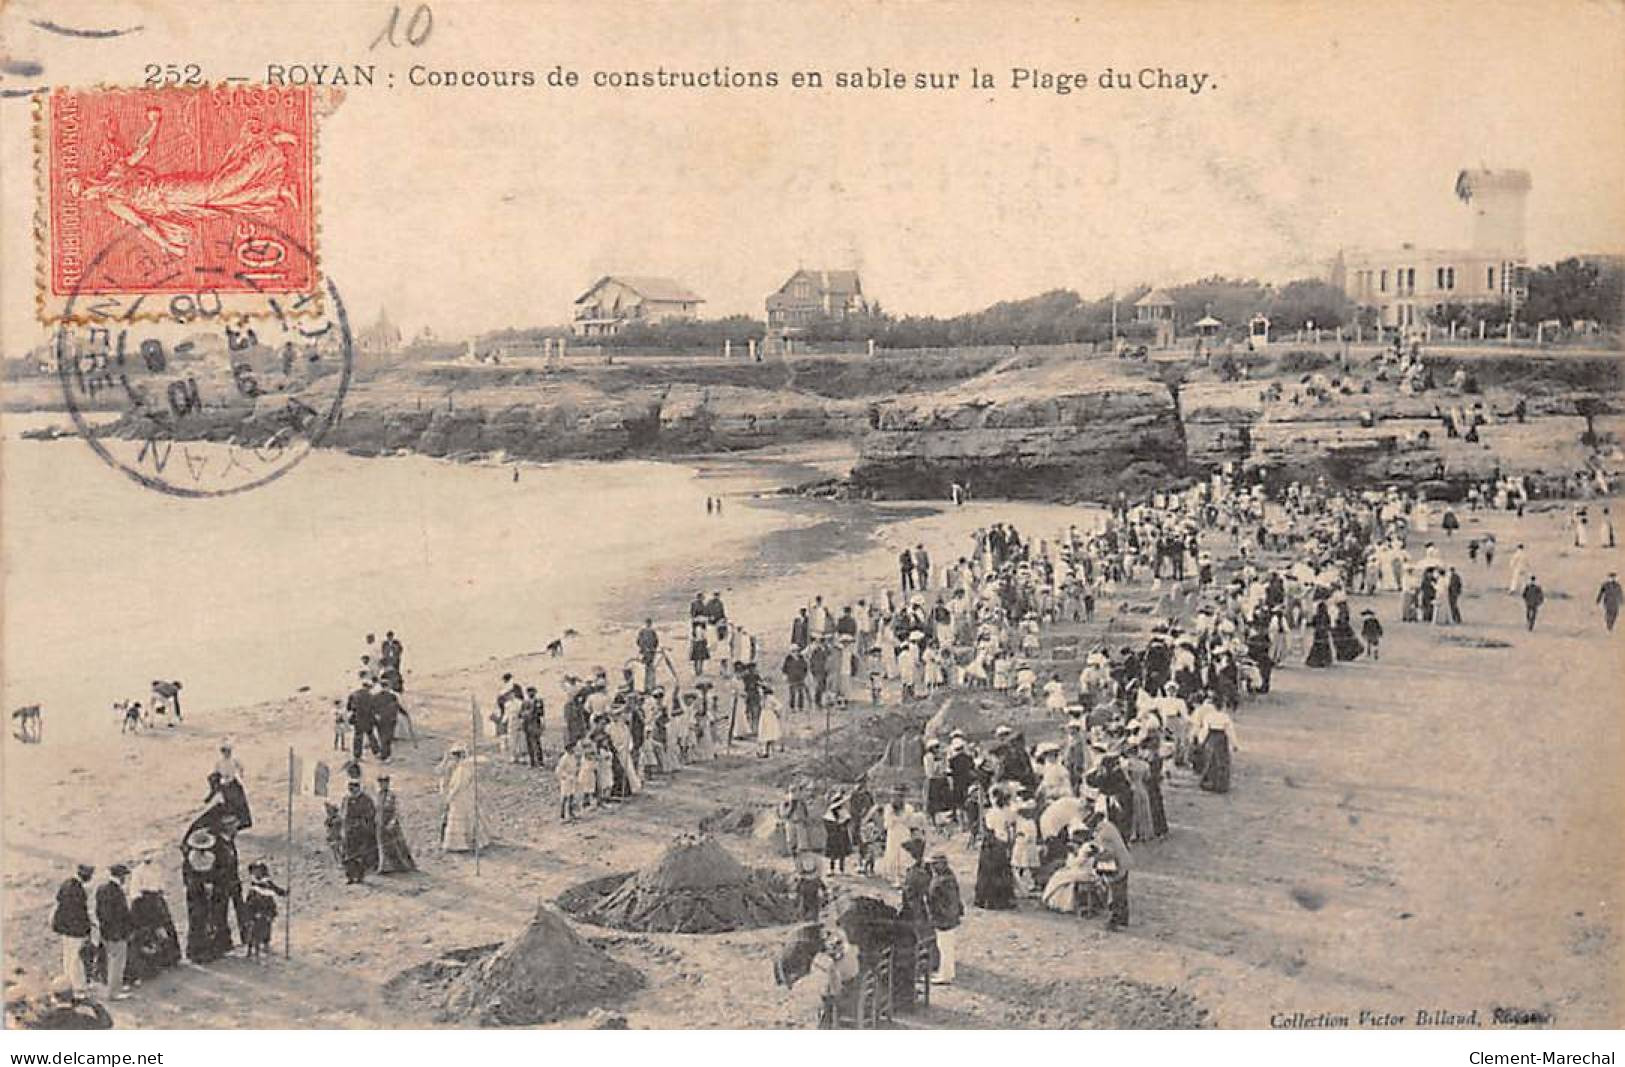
40,85,317,319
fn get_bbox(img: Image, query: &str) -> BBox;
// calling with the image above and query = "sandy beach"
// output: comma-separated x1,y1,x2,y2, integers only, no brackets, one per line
4,441,1620,1028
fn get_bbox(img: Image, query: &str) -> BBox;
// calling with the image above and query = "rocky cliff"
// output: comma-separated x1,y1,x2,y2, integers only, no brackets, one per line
849,362,1187,500
80,347,1621,495
852,352,1623,500
100,377,870,462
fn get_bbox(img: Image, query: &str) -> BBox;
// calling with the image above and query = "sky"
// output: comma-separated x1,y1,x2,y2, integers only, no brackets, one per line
3,0,1623,349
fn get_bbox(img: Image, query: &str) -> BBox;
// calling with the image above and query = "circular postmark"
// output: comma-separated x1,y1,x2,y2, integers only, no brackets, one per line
53,224,351,498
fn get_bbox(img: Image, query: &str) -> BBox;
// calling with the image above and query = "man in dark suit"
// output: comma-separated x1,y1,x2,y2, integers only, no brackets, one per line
346,674,378,761
1522,576,1545,631
50,864,94,994
95,865,133,999
372,684,403,761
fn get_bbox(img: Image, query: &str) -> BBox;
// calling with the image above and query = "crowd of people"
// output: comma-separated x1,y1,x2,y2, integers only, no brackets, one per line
32,452,1622,1024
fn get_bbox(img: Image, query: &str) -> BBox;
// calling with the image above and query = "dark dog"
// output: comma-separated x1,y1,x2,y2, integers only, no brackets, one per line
11,705,41,743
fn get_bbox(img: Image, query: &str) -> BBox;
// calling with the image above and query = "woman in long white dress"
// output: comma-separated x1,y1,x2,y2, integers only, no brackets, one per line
880,792,925,888
440,747,490,853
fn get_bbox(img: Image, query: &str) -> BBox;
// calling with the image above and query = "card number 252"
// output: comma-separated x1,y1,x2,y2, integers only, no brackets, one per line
143,64,204,86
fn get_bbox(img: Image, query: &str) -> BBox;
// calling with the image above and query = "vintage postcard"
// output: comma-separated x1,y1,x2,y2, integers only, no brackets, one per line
2,0,1621,1049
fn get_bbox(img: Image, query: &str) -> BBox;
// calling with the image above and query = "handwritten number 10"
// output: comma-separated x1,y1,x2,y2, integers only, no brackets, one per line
371,4,433,49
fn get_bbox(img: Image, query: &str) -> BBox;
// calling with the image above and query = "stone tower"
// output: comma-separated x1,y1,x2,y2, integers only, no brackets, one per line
1455,168,1531,257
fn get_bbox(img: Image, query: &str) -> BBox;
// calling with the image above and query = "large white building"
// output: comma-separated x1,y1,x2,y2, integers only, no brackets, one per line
1333,169,1531,329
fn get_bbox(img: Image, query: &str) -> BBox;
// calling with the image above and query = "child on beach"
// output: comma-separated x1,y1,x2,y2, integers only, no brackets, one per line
1011,801,1041,893
867,649,884,704
576,746,598,812
794,851,825,921
1014,661,1038,703
1360,611,1384,661
922,645,945,694
555,744,579,821
961,780,986,845
1043,673,1068,714
687,695,712,761
243,862,287,961
757,688,784,757
857,811,883,876
489,704,511,760
332,699,349,752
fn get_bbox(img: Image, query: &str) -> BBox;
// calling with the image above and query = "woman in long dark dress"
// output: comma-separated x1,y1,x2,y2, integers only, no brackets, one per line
923,741,954,825
1331,601,1364,661
1305,601,1334,668
821,794,852,873
1141,738,1169,837
126,861,182,980
973,789,1017,910
181,829,232,963
375,777,417,874
1198,727,1232,793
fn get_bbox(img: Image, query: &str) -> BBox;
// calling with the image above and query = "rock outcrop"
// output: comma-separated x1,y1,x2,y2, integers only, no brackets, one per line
103,379,868,462
851,362,1187,500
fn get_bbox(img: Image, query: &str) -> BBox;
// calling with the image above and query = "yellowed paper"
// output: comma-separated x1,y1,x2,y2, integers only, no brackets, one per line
2,0,1621,1037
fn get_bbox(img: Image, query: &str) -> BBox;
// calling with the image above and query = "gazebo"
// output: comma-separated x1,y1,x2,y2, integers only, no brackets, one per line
1193,314,1224,338
1134,288,1177,349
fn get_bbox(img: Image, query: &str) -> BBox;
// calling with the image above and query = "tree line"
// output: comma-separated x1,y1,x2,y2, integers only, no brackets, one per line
472,260,1620,354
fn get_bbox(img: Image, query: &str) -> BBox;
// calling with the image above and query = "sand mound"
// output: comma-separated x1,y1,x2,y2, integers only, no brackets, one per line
925,694,997,741
558,835,798,934
697,805,757,835
1289,886,1327,911
440,906,643,1026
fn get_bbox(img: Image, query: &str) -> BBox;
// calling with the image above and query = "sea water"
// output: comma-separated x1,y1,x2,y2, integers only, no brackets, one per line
0,414,805,732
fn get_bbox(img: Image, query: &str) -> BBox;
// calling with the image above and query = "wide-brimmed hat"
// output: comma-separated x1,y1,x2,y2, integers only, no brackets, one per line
185,828,216,850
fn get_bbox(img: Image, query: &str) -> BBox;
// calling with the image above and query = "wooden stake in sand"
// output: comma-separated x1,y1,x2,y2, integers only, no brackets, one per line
284,746,294,960
469,693,482,877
